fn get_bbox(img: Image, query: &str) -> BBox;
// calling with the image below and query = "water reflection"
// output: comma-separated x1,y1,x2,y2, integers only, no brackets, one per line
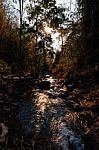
33,89,84,150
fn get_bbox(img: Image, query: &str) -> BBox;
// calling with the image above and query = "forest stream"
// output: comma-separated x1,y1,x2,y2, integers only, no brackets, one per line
0,76,99,150
1,0,99,149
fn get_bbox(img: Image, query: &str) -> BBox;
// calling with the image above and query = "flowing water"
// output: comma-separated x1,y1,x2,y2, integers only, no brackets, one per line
17,77,85,150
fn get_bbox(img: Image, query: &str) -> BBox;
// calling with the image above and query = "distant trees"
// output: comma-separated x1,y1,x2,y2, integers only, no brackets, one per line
25,0,66,78
76,0,99,83
52,22,81,80
77,0,99,65
1,0,98,83
52,0,99,85
0,0,26,76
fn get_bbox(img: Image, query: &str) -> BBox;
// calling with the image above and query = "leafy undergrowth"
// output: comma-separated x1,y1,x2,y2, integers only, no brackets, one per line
70,86,99,150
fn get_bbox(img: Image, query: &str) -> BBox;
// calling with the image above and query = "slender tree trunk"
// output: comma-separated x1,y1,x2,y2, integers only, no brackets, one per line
34,5,38,79
19,0,23,78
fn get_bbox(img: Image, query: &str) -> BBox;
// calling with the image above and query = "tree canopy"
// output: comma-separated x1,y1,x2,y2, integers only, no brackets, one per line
0,0,99,84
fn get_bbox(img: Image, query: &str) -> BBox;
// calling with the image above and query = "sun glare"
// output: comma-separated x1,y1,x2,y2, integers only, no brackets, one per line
44,25,51,34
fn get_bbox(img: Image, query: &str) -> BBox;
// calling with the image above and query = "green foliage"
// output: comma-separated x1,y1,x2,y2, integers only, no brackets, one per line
52,22,81,80
0,59,11,75
52,0,99,86
47,5,66,28
26,0,66,77
0,1,27,75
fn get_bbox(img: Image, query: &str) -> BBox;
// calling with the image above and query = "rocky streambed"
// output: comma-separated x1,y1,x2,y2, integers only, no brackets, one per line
0,76,99,149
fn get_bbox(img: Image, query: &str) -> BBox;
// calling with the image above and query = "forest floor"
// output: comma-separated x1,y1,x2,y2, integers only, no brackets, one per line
0,77,99,150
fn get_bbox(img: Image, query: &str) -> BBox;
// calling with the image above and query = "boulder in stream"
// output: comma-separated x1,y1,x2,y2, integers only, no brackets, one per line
39,81,50,90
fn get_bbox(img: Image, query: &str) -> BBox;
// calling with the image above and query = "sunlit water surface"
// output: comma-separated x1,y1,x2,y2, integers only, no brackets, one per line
17,77,84,150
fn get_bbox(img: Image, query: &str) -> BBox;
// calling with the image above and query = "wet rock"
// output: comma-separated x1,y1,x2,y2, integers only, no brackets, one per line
59,94,67,99
48,93,57,99
50,85,59,90
59,91,69,99
11,78,34,94
0,123,8,143
39,81,50,90
65,100,84,112
74,104,84,112
67,95,73,100
90,105,99,113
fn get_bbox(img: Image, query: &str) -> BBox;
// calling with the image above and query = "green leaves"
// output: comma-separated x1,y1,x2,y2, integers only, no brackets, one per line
0,59,11,75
